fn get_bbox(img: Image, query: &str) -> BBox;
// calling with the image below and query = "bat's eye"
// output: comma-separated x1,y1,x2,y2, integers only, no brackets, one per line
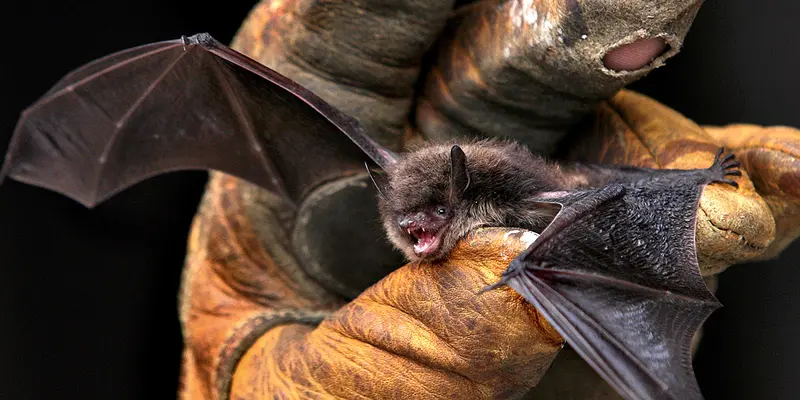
436,206,448,216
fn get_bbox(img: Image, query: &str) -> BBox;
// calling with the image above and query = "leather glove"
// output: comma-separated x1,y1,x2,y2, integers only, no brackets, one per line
178,1,800,398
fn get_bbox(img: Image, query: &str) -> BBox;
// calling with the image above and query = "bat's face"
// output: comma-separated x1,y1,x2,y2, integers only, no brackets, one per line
393,203,454,258
377,173,460,261
376,144,478,261
379,193,478,261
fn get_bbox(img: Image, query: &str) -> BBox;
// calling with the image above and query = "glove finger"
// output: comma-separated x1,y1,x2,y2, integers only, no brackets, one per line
232,0,458,150
564,90,775,275
416,0,703,154
704,124,800,260
232,228,564,398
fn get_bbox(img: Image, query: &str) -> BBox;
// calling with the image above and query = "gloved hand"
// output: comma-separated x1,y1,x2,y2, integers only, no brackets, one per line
178,1,800,399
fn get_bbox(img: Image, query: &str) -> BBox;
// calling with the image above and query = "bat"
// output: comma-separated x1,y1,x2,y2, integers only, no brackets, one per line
379,142,737,400
0,33,740,400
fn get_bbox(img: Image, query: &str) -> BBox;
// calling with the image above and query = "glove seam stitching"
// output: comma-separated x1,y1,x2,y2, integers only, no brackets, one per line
216,310,330,399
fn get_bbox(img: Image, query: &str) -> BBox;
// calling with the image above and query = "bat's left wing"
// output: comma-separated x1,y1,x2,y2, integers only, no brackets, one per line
489,150,740,400
0,33,397,208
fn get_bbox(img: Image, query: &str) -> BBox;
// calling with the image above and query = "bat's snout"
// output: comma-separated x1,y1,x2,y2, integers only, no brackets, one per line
398,212,427,229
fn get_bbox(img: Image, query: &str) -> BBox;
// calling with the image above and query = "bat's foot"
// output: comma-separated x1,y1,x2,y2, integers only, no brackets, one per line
707,147,742,188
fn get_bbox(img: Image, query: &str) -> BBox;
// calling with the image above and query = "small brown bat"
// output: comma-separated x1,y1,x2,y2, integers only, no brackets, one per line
377,140,572,260
377,141,738,262
376,140,739,400
1,34,740,400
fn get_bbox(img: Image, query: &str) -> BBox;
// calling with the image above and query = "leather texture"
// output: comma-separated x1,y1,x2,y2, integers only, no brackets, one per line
179,96,800,400
704,124,800,260
567,90,776,275
178,1,800,399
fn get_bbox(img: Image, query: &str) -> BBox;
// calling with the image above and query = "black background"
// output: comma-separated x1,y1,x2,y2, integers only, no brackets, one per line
1,1,798,399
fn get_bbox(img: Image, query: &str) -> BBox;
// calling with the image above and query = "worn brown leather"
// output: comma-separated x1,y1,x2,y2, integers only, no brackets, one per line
703,124,800,260
179,176,564,399
417,0,703,153
230,0,458,151
178,90,800,399
230,228,566,398
567,90,777,275
178,1,800,399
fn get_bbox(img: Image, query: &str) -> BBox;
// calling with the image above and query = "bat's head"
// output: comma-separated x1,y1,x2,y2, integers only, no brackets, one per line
374,145,470,261
374,140,563,261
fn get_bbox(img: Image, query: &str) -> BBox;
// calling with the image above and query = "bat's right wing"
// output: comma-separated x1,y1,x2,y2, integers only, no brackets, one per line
492,152,740,400
1,33,397,208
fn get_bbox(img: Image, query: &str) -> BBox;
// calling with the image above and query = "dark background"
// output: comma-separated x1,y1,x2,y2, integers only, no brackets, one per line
1,1,798,399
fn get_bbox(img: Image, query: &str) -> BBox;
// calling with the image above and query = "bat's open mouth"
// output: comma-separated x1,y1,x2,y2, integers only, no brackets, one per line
407,228,442,256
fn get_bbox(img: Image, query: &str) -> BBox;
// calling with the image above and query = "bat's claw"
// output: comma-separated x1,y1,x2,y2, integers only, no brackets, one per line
713,147,725,162
721,179,739,189
708,147,741,189
722,158,740,170
720,152,736,164
724,169,742,177
477,279,507,295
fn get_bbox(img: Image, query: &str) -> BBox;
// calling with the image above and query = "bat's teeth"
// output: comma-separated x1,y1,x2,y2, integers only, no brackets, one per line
422,228,425,232
407,229,412,235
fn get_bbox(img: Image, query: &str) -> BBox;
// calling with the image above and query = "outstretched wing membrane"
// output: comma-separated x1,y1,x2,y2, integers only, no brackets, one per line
494,161,737,400
1,33,396,207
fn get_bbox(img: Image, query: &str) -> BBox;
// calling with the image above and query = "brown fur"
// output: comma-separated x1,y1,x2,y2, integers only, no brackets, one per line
378,139,579,261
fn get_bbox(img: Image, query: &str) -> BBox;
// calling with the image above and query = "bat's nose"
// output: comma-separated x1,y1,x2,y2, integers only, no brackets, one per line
399,212,427,229
399,217,415,229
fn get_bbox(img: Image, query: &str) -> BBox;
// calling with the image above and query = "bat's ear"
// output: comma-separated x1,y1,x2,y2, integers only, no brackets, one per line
364,162,389,199
449,145,470,203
